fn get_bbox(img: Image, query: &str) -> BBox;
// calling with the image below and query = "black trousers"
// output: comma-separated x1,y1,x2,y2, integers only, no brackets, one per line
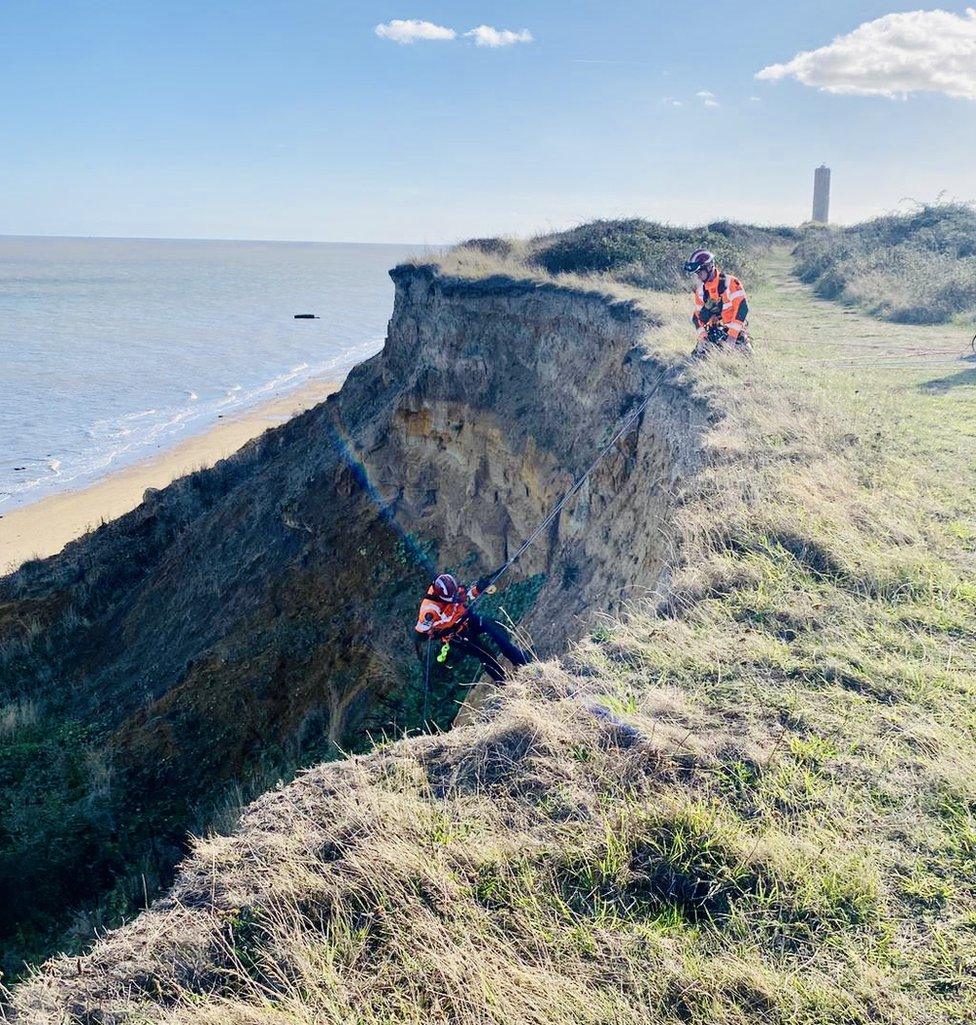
447,614,532,682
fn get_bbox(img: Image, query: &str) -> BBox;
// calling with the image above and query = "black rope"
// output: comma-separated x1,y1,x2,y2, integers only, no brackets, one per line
471,368,669,607
422,636,432,725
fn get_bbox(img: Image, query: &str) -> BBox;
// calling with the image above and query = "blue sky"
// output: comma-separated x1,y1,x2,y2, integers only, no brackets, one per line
1,1,974,242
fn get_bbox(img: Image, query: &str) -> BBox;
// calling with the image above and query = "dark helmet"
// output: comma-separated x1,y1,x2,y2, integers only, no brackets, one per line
683,249,716,277
432,573,460,600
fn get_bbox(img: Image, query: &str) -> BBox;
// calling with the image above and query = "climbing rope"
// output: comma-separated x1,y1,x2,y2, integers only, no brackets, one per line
777,349,969,368
422,636,432,724
471,367,669,607
413,362,668,718
465,326,967,614
459,330,966,619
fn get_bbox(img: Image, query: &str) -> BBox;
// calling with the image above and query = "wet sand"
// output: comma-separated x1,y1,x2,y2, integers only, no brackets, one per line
0,377,340,574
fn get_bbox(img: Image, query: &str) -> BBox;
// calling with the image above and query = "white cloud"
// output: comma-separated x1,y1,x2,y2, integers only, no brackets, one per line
464,25,534,47
374,19,456,44
756,8,976,100
696,90,714,98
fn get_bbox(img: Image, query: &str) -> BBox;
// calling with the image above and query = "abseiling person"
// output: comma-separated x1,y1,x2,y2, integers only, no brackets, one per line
414,573,531,682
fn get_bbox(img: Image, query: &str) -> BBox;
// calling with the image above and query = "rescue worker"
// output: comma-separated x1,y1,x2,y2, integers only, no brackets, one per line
683,249,751,356
414,572,531,682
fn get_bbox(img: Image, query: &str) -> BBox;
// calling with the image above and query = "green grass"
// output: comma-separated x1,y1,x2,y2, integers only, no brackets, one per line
526,219,789,291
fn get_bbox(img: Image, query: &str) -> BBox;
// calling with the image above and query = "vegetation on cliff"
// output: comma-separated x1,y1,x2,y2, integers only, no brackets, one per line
0,456,436,976
6,220,975,1022
433,218,794,296
795,201,976,324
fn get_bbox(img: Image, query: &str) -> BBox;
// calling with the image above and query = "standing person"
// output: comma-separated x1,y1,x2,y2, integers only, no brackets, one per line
414,572,531,682
683,249,751,355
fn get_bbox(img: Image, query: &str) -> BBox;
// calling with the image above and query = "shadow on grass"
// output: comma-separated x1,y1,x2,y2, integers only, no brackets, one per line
920,366,976,392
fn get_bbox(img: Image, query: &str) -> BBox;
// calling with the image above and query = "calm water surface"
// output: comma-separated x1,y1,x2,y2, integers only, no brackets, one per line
0,236,424,512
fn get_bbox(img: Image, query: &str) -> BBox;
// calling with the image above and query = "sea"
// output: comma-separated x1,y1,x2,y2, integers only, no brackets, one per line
0,236,426,513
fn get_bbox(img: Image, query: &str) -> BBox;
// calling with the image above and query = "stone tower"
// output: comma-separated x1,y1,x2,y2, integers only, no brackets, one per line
812,165,831,224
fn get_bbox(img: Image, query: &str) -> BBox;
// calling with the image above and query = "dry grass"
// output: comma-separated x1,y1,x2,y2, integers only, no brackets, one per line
410,241,662,316
6,246,976,1023
4,675,904,1024
795,202,976,324
413,217,788,315
0,699,39,738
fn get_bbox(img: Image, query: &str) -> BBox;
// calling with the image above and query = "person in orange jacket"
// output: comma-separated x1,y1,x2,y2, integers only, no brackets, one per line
683,249,751,355
414,572,531,682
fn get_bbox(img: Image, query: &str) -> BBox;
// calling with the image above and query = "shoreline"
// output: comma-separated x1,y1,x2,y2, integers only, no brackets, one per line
0,376,341,575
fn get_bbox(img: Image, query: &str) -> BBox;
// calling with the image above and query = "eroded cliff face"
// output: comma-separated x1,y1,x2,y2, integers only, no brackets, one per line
0,266,707,965
349,268,703,646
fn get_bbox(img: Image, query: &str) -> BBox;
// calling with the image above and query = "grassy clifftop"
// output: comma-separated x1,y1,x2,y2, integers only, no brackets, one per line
795,201,976,324
423,217,792,298
9,236,976,1022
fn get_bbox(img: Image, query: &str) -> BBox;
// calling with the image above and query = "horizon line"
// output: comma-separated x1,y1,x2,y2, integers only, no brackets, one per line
0,231,444,247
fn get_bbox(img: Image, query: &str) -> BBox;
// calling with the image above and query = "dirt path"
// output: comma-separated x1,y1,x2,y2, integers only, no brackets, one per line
755,247,971,367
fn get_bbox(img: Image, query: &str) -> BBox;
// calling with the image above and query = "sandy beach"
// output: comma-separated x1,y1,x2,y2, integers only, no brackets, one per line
0,376,340,575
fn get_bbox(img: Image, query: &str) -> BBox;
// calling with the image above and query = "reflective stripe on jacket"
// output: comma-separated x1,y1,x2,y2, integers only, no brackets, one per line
693,270,748,340
415,583,481,637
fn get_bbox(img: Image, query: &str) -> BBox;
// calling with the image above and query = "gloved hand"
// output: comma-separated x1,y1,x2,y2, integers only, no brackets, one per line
474,566,504,593
707,324,729,345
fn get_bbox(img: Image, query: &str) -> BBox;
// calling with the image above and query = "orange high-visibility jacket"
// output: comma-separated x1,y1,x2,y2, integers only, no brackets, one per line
415,582,482,638
693,270,748,340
